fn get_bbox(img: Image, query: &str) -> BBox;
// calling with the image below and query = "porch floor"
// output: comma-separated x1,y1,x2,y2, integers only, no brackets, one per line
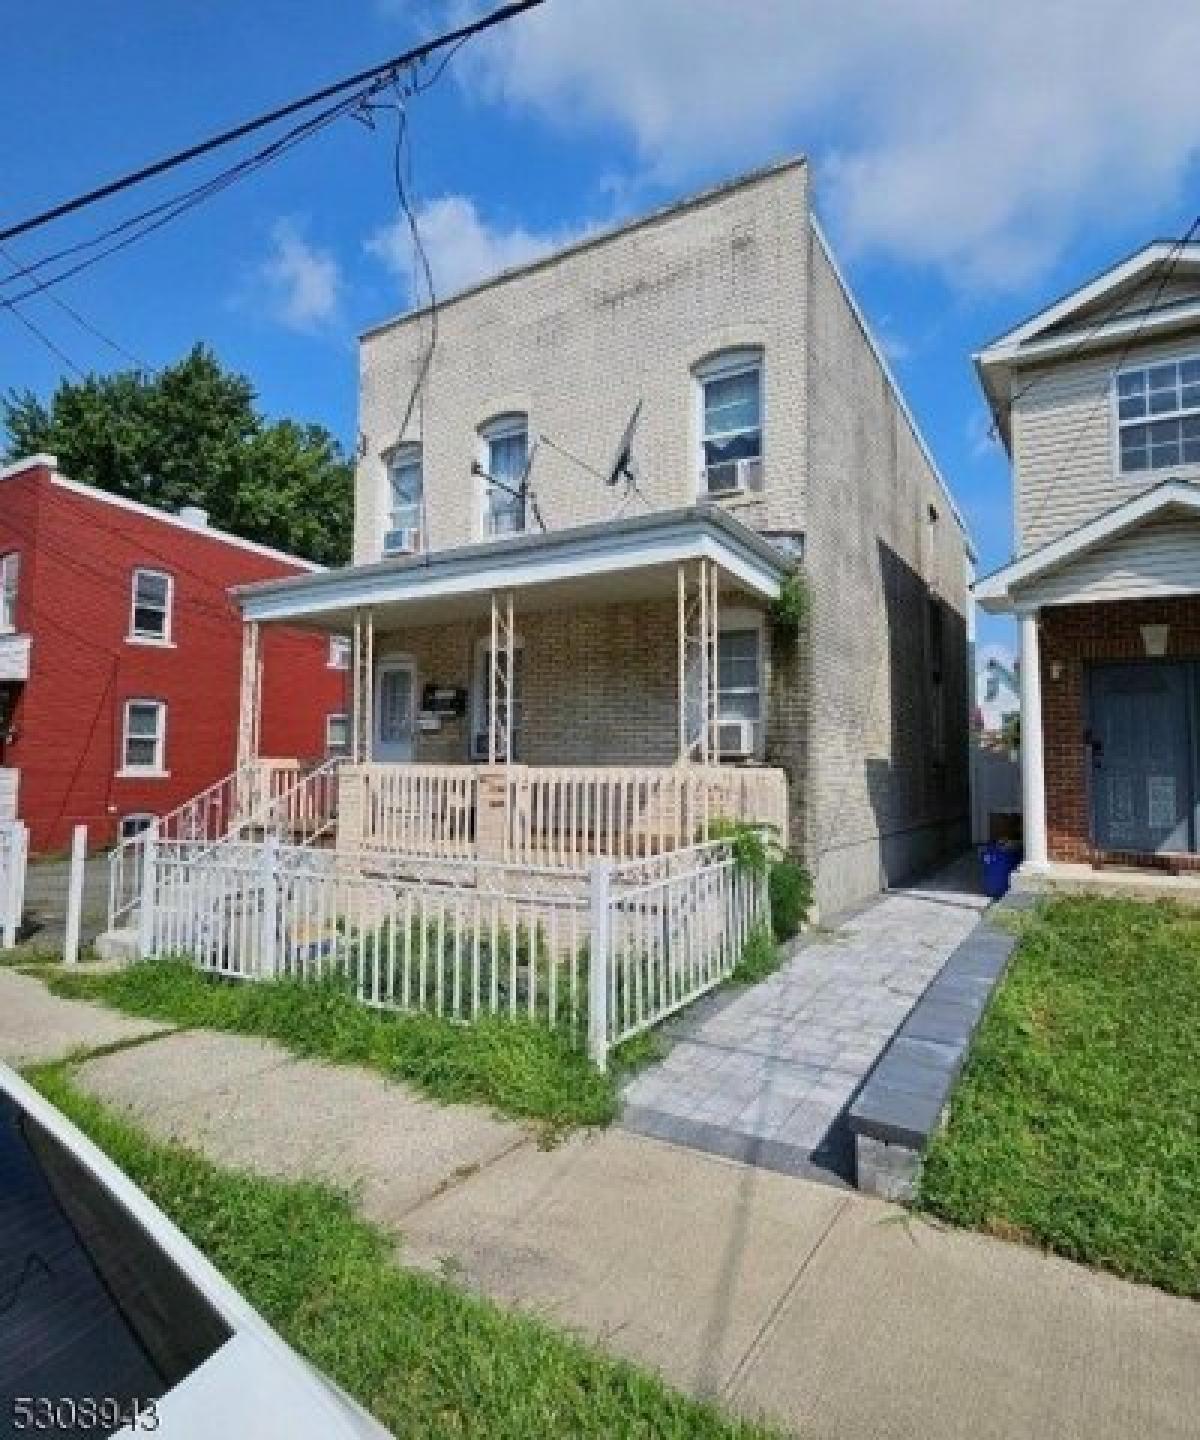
620,855,989,1184
1013,860,1200,905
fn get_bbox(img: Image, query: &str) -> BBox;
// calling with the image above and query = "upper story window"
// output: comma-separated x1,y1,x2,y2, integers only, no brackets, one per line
328,634,351,669
1117,357,1200,473
480,414,528,537
384,444,423,554
697,351,763,499
0,553,19,634
129,568,172,644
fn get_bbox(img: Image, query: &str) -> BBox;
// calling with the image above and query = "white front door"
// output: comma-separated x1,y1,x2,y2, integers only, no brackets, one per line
374,660,415,762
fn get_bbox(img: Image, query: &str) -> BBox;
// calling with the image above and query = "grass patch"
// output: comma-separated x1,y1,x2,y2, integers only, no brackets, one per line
43,959,622,1137
727,925,781,986
26,1062,775,1439
918,897,1200,1297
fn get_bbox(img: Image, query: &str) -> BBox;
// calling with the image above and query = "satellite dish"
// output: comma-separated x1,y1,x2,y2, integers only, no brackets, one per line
605,400,643,487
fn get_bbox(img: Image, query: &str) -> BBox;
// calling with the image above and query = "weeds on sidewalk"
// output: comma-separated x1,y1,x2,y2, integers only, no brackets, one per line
43,959,653,1137
27,1062,778,1440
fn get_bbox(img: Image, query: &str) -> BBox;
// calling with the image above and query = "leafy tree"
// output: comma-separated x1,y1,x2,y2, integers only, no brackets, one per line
2,345,353,565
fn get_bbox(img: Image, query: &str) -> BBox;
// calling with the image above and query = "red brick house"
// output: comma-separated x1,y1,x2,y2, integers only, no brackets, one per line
0,454,348,853
976,242,1200,877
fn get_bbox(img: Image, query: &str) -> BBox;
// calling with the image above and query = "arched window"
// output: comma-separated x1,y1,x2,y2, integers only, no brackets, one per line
384,443,423,554
479,413,528,537
695,349,764,498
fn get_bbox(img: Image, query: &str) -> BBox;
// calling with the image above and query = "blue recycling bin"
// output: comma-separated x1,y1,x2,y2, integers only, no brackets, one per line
980,843,1022,900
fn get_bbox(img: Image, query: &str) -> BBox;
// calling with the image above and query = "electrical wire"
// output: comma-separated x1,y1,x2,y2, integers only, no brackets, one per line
0,0,548,246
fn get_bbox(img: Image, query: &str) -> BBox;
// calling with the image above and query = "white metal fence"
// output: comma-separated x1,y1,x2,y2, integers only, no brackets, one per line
0,821,27,948
137,834,771,1068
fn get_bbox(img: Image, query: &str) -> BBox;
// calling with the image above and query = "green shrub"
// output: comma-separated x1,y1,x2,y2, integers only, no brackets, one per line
728,925,780,985
768,858,812,941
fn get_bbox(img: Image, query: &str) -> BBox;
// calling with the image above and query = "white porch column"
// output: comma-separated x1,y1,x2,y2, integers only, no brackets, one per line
1018,607,1049,868
236,620,261,771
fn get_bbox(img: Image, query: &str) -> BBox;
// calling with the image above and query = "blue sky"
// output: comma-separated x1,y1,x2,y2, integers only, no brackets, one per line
4,1,1200,667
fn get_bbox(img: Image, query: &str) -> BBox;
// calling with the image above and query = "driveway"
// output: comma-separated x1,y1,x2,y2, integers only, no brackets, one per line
621,855,990,1183
19,854,111,952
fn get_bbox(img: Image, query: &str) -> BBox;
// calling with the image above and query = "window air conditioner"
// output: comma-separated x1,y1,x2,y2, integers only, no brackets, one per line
382,526,422,556
717,717,755,758
703,456,763,497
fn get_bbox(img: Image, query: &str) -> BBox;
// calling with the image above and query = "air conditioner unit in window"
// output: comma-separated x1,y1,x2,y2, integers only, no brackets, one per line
382,526,422,556
717,717,755,758
703,456,763,497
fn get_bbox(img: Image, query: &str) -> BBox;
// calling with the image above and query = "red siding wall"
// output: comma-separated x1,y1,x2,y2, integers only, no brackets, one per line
0,461,347,853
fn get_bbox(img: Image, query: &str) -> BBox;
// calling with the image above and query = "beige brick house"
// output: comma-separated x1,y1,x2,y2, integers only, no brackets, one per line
976,241,1200,878
234,159,973,915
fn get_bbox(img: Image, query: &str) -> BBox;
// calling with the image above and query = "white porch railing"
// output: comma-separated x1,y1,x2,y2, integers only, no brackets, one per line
135,832,771,1069
107,758,334,929
343,762,788,869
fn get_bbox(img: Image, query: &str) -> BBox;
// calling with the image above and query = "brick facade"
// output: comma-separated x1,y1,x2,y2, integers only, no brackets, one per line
0,460,346,853
348,161,972,910
1040,596,1200,866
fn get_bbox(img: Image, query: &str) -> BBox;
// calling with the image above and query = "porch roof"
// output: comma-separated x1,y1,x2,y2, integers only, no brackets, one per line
232,505,795,630
975,480,1200,613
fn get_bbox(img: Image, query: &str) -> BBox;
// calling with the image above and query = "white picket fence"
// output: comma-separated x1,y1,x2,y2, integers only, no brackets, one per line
0,821,27,948
137,835,770,1068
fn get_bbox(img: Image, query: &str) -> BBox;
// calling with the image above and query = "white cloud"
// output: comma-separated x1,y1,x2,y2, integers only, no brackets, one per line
366,194,590,301
455,0,1200,288
256,219,342,332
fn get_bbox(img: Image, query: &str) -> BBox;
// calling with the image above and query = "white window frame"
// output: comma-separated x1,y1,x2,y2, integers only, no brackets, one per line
119,812,156,842
0,553,19,634
385,443,424,549
328,634,351,670
478,414,529,539
470,634,524,760
128,567,174,645
716,608,765,758
694,349,764,497
1114,353,1200,477
325,712,350,756
119,698,167,776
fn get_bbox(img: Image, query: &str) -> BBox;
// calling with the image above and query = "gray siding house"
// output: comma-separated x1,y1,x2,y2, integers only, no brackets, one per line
976,241,1200,875
236,159,972,915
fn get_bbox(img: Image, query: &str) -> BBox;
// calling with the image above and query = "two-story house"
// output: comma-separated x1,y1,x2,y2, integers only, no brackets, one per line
232,159,973,915
976,241,1200,874
0,454,347,854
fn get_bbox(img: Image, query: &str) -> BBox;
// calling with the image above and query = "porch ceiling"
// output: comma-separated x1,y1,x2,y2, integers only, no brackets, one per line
233,505,794,631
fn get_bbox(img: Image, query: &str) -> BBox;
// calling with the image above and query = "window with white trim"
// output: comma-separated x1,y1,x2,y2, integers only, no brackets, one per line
326,712,350,756
717,627,763,756
1116,357,1200,473
129,568,172,642
697,352,763,496
471,639,523,759
119,813,155,842
328,635,351,669
0,553,18,633
480,415,528,537
121,699,166,773
385,445,424,551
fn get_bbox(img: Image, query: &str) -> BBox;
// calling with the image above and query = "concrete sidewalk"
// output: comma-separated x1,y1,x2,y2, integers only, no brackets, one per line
42,1013,1199,1440
0,966,169,1064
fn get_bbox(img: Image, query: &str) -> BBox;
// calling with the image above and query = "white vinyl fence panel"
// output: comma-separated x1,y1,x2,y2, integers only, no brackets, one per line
0,821,28,948
971,742,1022,845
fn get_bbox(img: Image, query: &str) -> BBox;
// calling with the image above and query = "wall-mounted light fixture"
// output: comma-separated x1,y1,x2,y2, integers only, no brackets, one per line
1141,623,1170,658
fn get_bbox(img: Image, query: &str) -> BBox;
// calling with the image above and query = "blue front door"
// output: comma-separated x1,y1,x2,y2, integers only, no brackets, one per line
1089,662,1196,854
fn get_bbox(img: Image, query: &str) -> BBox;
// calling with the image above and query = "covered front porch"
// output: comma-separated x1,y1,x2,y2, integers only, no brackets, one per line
232,507,794,866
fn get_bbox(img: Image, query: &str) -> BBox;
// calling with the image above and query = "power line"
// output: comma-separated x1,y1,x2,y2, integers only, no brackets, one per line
0,0,547,247
0,241,151,371
0,285,85,378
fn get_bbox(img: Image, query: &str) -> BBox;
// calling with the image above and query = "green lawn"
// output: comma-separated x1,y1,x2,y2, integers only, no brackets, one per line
39,959,656,1137
27,1062,774,1440
918,896,1200,1297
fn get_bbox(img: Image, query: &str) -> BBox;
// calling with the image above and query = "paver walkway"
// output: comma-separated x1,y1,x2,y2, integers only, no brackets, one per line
4,969,1198,1440
622,857,990,1181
